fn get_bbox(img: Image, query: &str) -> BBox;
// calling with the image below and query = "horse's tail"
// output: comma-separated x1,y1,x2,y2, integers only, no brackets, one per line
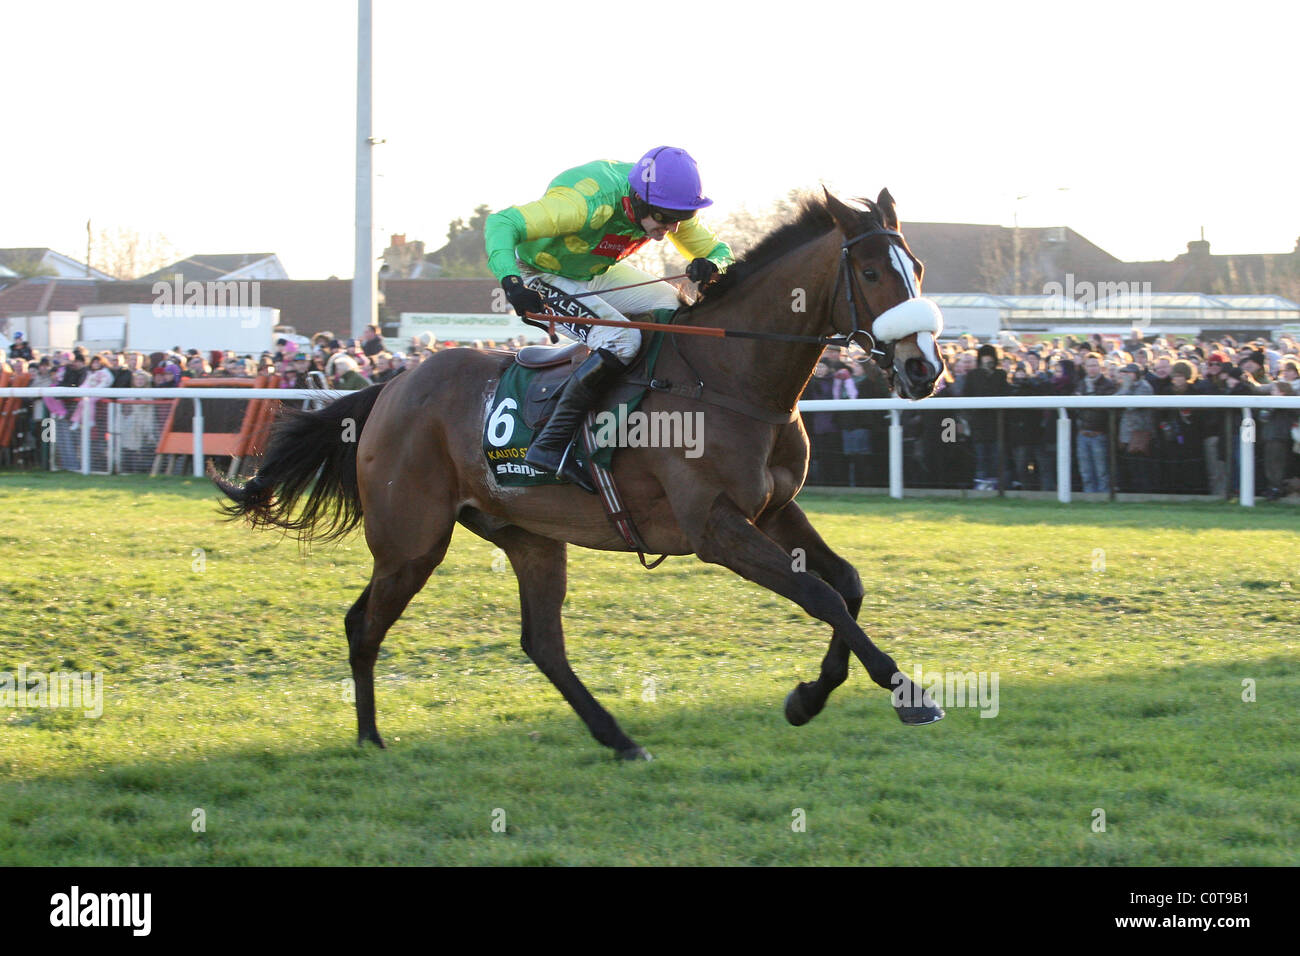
211,383,387,545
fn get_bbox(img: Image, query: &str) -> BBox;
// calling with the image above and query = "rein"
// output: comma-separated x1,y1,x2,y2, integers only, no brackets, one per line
524,224,917,355
520,223,923,423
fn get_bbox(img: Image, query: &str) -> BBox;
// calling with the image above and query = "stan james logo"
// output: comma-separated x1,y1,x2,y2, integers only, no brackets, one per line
50,886,151,936
1,666,103,718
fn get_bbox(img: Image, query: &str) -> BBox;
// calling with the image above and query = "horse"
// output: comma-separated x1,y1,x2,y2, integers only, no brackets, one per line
213,188,948,760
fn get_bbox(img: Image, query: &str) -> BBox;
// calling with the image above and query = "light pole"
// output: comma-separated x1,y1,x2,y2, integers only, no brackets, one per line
351,0,375,342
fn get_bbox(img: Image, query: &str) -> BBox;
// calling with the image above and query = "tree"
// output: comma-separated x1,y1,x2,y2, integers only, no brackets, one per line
976,229,1044,295
91,226,179,279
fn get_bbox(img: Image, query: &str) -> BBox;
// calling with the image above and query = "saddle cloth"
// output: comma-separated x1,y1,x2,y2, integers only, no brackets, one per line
483,310,673,487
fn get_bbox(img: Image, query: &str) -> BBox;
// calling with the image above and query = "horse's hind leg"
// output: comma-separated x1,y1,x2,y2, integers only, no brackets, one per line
487,524,650,760
348,526,454,747
757,502,860,726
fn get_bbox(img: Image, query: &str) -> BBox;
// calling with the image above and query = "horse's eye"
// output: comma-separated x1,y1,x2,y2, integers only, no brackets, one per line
862,268,879,282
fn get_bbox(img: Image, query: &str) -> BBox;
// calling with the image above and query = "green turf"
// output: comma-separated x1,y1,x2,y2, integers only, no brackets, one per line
1,472,1296,865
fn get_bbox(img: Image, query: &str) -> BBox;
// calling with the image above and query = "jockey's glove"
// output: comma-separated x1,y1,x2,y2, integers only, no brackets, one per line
502,275,545,318
686,257,719,287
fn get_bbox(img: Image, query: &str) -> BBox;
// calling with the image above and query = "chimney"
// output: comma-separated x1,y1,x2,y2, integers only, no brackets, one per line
1186,227,1210,257
390,234,406,248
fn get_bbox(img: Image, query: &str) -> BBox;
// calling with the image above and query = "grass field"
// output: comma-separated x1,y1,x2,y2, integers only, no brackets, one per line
1,472,1297,865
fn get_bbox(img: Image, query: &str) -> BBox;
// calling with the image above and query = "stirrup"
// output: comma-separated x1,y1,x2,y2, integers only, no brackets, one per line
555,442,597,494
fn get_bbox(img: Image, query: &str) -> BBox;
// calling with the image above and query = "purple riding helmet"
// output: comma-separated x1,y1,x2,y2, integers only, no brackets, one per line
628,146,713,213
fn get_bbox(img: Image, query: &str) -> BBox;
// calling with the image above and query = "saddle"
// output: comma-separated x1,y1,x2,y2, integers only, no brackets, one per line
513,333,660,432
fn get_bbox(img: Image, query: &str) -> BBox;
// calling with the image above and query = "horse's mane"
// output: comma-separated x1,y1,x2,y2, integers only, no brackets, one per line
700,193,879,303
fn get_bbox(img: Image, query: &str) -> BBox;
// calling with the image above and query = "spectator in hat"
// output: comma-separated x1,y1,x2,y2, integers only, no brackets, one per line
330,354,371,390
8,331,33,360
151,362,182,387
1237,349,1272,388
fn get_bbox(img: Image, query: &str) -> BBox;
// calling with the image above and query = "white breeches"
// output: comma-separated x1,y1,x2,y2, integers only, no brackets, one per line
517,260,682,364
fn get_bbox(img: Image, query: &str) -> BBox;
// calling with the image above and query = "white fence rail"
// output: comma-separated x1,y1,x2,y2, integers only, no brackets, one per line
3,387,1298,506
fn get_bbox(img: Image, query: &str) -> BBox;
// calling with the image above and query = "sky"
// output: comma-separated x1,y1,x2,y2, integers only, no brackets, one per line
4,0,1299,280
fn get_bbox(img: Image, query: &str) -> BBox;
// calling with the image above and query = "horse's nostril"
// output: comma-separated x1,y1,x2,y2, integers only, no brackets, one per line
905,357,928,381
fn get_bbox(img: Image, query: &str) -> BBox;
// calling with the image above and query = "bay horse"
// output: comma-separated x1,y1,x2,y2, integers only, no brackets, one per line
214,188,948,760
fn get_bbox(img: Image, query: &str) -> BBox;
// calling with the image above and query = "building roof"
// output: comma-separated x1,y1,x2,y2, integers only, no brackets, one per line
136,253,281,283
0,248,114,280
0,278,101,316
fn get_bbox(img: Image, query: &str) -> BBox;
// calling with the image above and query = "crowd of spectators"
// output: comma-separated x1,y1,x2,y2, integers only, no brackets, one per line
6,324,1299,498
803,329,1300,500
1,324,533,465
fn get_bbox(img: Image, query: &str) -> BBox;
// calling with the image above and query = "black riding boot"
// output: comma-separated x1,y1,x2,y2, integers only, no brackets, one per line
524,348,626,493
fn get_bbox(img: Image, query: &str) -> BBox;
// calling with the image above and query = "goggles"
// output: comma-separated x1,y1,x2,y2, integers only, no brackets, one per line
646,205,696,225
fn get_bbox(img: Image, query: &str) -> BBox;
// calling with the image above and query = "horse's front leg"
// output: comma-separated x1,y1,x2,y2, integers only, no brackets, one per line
756,501,859,726
692,493,943,726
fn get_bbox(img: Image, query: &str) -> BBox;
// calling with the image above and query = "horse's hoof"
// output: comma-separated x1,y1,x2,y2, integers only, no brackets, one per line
895,704,945,726
785,687,814,726
617,746,653,762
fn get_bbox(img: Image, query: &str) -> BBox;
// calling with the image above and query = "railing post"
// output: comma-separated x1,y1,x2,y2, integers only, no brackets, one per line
79,408,91,475
1224,410,1234,502
192,397,205,477
996,408,1006,497
889,409,903,499
1057,408,1071,503
105,401,117,475
1107,409,1117,501
1239,409,1255,507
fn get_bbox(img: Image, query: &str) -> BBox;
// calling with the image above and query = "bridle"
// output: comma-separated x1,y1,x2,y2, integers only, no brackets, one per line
828,223,924,385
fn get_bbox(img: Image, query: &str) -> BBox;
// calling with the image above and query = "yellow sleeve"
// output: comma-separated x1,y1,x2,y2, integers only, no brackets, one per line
485,186,592,280
668,217,735,269
516,186,590,240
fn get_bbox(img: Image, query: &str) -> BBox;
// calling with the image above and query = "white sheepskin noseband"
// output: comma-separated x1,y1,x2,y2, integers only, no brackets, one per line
871,297,944,344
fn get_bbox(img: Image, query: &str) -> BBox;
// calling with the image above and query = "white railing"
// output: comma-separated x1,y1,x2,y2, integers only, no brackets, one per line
801,395,1300,506
0,386,344,478
3,387,1298,506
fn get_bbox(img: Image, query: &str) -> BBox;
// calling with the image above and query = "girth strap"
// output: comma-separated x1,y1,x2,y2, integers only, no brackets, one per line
625,375,798,426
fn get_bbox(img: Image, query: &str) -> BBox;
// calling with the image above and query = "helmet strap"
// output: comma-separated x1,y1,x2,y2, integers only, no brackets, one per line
625,194,649,225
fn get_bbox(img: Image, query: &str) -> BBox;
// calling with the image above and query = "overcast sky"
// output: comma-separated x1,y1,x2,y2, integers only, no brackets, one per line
5,0,1298,279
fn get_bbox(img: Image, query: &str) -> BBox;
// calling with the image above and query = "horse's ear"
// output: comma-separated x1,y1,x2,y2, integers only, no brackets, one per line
877,188,899,229
823,188,863,236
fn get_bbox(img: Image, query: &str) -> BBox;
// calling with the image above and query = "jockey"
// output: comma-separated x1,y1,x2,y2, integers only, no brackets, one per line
484,146,733,492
